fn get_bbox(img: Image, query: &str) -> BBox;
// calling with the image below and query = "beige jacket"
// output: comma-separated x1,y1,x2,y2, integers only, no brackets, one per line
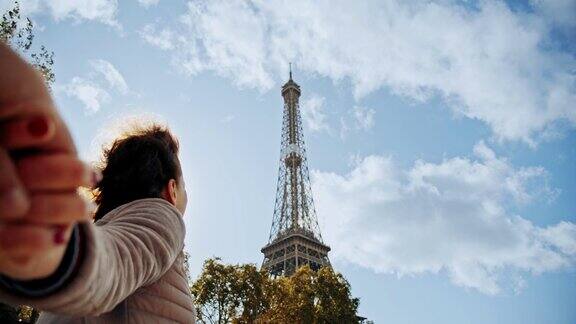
0,198,196,323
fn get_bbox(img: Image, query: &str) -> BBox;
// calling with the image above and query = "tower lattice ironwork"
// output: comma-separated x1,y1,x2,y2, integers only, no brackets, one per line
261,68,331,277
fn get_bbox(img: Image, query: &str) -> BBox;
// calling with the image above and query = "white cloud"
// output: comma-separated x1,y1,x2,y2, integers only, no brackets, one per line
539,221,576,256
353,105,375,130
61,77,110,114
2,0,119,26
90,59,128,94
147,1,274,89
301,95,329,133
220,114,235,124
145,0,576,144
137,0,159,9
339,117,350,140
312,141,575,294
140,24,176,50
58,59,128,113
48,0,117,25
531,0,576,29
175,0,272,88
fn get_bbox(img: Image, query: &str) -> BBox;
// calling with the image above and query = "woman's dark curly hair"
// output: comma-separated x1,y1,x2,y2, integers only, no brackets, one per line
92,124,181,221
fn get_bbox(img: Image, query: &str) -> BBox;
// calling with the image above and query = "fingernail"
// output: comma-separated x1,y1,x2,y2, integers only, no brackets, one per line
53,225,66,245
27,116,50,138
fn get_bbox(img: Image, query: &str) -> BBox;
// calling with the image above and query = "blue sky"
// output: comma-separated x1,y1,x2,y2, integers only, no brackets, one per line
2,0,575,322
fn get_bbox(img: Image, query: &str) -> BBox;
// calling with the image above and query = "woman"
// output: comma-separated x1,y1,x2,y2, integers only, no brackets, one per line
0,45,195,322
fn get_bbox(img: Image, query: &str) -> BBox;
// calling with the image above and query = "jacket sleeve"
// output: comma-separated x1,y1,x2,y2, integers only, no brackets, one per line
0,198,185,316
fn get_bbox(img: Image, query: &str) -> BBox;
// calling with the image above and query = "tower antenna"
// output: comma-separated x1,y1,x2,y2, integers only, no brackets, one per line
289,62,292,80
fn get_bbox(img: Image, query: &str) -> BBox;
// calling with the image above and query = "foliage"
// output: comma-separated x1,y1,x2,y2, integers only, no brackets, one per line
184,251,192,283
258,266,359,324
0,303,39,323
233,263,268,323
313,267,360,323
191,258,268,324
0,1,55,86
191,258,360,324
17,305,40,323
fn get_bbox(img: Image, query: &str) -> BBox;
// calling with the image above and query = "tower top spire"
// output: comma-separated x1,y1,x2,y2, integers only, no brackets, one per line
282,62,300,96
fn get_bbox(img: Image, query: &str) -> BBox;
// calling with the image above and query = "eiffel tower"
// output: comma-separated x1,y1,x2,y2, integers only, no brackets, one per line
261,66,331,277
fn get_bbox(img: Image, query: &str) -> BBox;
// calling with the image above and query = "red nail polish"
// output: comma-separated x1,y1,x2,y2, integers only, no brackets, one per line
53,225,66,245
27,116,49,137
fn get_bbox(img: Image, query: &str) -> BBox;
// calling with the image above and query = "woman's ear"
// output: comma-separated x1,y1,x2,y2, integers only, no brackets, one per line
163,179,178,206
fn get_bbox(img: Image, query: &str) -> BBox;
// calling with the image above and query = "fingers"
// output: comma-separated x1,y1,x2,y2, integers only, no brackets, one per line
0,223,72,280
0,115,55,149
24,193,94,224
0,44,85,281
0,44,53,116
0,148,29,219
0,223,57,256
0,44,77,155
18,154,96,190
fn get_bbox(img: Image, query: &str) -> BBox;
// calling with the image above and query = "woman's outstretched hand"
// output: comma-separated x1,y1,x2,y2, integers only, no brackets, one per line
0,43,95,280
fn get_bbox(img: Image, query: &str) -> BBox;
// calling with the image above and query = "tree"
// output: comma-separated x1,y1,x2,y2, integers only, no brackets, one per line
184,251,193,284
258,266,359,324
0,303,40,324
191,258,243,324
16,305,40,323
233,264,268,323
313,267,359,323
191,258,361,324
259,267,315,323
191,259,269,324
0,1,55,86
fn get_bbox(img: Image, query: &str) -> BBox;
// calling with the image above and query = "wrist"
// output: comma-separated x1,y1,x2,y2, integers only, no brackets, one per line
0,225,82,297
1,245,67,280
0,225,73,281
